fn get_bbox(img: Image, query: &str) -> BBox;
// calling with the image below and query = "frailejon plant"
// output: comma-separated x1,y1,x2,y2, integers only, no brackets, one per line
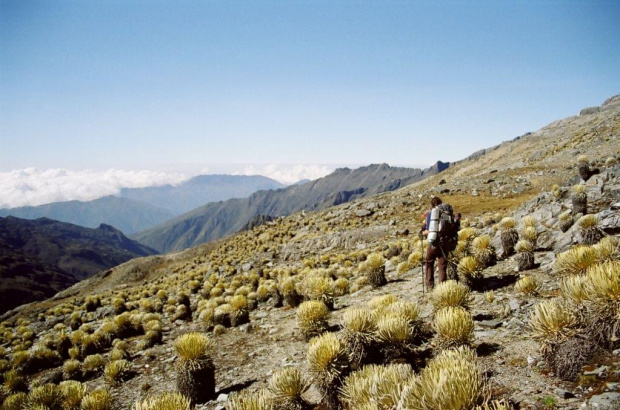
398,346,484,410
471,235,497,267
307,332,349,409
174,332,216,404
297,300,330,341
499,217,519,257
433,306,475,350
584,260,620,346
594,235,620,262
576,214,604,245
339,363,414,409
529,299,577,361
558,212,573,233
375,314,414,362
340,308,377,369
457,256,484,288
430,280,472,311
80,388,113,410
267,366,312,410
363,252,387,288
571,185,587,216
134,391,192,410
514,276,539,295
226,389,273,410
515,240,535,271
554,245,598,276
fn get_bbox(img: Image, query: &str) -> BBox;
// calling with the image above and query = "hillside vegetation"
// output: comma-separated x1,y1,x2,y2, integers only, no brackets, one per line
0,95,619,409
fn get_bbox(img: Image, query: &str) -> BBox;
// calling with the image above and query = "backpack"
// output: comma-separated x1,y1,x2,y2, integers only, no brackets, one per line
436,203,459,252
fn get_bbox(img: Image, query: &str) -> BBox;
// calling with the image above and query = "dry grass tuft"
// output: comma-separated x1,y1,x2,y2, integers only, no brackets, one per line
430,280,472,311
434,307,475,349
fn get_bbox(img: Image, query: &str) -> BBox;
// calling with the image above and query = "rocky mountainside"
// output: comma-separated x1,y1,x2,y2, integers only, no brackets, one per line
0,241,78,315
0,196,174,235
133,162,449,253
0,216,159,314
119,174,285,216
1,95,619,410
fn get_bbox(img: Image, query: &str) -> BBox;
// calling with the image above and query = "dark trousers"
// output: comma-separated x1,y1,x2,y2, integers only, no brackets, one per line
425,244,447,289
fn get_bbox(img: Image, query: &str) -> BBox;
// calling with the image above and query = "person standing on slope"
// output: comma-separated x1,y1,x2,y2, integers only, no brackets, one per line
422,196,459,290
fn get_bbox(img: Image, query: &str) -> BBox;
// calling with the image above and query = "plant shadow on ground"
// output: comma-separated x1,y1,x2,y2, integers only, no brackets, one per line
217,379,257,396
472,274,519,292
476,342,502,357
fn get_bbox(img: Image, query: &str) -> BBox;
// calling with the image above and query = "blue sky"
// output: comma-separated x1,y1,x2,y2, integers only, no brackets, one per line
1,0,619,184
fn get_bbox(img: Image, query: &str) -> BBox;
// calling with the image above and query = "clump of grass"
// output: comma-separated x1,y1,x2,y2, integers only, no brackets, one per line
62,358,83,381
363,252,387,288
26,383,64,408
59,380,87,409
529,299,577,358
174,332,216,403
267,366,311,409
457,256,484,288
514,276,539,295
594,235,620,262
1,392,27,410
558,211,573,233
515,240,535,271
554,245,598,276
80,388,113,410
134,392,192,410
307,332,349,409
571,185,587,215
433,307,475,350
340,308,377,368
471,235,496,267
499,217,519,257
339,363,414,409
576,214,603,245
399,346,484,409
226,389,272,410
297,300,330,341
104,359,132,385
584,260,620,346
430,280,472,311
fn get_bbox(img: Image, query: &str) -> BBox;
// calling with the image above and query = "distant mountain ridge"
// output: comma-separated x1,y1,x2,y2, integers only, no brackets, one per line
0,196,174,235
134,162,449,252
0,174,285,235
119,174,285,215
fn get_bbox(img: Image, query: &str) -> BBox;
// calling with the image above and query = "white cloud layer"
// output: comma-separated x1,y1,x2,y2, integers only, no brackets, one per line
234,164,334,185
0,164,337,209
0,168,188,209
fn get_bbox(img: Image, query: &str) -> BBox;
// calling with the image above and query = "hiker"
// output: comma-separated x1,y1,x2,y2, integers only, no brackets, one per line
422,196,459,290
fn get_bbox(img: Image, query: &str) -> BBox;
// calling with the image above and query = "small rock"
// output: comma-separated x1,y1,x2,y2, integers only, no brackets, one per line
584,365,609,378
556,388,575,399
613,349,620,356
606,382,619,392
479,319,503,329
527,356,536,366
611,203,620,210
217,394,228,402
508,298,521,312
588,392,620,409
356,209,372,217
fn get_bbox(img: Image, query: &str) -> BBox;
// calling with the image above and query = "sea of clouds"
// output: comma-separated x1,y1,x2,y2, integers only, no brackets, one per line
234,164,334,185
0,168,189,209
0,165,336,209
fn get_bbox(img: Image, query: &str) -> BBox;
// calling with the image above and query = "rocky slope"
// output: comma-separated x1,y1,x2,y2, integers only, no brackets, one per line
134,162,449,253
1,95,619,410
